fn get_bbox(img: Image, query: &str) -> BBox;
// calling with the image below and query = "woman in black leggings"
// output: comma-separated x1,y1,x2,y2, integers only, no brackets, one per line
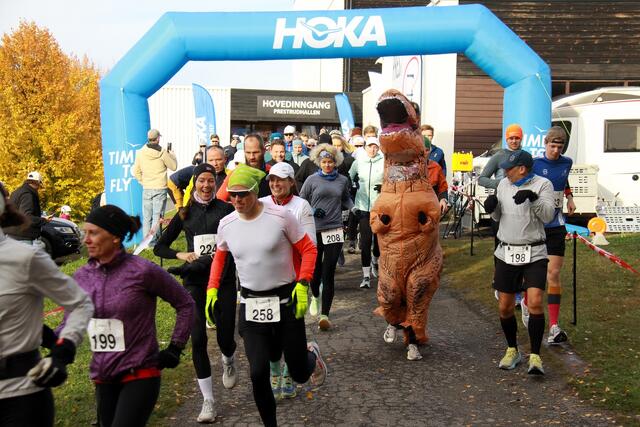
155,163,237,423
300,143,354,331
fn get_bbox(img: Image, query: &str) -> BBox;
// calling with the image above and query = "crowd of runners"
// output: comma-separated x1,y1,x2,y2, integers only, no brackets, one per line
0,108,578,426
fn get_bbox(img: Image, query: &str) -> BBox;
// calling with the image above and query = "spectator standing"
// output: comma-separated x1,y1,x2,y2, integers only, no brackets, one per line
291,139,309,166
5,171,49,247
420,124,447,177
283,125,296,153
132,129,177,246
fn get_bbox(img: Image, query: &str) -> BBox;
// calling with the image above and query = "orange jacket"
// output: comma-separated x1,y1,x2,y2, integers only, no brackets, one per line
427,161,448,200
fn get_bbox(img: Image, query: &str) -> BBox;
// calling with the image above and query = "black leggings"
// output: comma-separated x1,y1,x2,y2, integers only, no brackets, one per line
358,212,379,268
310,232,343,316
239,299,316,427
0,389,54,427
347,210,358,243
185,285,211,378
96,377,161,427
214,278,238,358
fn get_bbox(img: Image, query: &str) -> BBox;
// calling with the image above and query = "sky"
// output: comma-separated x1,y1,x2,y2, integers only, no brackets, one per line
0,0,312,90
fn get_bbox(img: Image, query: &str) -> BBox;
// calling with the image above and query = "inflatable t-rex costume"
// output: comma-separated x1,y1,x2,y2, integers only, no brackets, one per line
371,89,443,346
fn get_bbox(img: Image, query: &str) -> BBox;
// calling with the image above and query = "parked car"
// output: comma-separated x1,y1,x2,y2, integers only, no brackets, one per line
41,217,82,260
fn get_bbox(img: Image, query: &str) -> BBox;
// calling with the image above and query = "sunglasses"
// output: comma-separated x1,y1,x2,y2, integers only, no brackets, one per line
228,191,252,199
284,133,294,136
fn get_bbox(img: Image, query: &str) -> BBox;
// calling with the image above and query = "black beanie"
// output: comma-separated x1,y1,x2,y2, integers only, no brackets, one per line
318,133,332,144
193,163,216,181
86,205,137,242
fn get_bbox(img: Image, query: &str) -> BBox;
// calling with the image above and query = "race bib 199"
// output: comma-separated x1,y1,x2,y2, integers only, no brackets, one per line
245,297,280,323
321,227,344,245
504,245,531,265
194,234,216,256
87,318,125,352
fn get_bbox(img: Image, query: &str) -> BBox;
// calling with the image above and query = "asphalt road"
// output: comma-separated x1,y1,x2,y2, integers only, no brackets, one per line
167,252,615,426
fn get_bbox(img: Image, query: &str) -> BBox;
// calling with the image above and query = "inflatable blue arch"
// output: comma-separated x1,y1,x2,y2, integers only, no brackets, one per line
100,4,550,242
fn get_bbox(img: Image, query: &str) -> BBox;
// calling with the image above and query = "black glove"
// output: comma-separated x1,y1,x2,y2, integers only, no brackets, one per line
42,325,57,349
313,208,326,218
483,195,498,214
513,190,539,205
27,338,76,388
373,184,382,193
158,343,183,369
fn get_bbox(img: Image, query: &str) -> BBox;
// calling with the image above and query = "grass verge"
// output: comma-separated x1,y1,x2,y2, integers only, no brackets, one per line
441,231,640,424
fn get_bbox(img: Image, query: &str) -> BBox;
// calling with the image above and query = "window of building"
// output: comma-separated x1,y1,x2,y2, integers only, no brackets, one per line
604,120,640,152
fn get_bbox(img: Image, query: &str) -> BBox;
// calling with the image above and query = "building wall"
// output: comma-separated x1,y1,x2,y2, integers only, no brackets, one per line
148,86,231,169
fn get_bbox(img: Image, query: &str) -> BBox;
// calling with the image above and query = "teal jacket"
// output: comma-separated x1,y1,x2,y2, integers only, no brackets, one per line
348,152,384,212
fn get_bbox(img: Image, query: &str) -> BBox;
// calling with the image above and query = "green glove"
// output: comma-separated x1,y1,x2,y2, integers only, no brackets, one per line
291,281,309,319
205,288,218,325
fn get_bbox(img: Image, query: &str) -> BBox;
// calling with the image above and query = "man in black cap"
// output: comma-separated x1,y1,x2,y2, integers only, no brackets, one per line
482,149,555,376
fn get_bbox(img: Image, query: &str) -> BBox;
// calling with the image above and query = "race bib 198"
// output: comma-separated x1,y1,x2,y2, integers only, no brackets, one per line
321,227,344,245
245,297,280,323
504,245,531,265
553,191,564,209
87,318,125,352
194,234,216,256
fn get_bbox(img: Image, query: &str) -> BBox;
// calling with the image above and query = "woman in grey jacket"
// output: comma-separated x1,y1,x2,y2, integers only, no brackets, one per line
300,144,354,331
0,183,93,427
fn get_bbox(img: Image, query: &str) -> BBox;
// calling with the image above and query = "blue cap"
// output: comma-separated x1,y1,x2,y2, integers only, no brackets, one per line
270,132,283,141
499,149,533,169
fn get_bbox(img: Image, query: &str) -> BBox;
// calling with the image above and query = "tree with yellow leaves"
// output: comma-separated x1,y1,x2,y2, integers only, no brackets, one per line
0,21,103,220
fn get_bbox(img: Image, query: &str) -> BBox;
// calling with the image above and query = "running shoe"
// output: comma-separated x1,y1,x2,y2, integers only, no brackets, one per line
527,353,545,375
270,373,282,400
371,263,379,279
547,324,568,345
222,357,238,389
309,296,320,316
359,277,371,289
318,315,332,331
407,344,422,361
197,399,217,423
205,319,215,330
521,298,530,328
347,242,356,254
307,341,327,386
337,249,345,267
281,373,297,398
515,292,522,309
383,324,396,344
498,347,522,370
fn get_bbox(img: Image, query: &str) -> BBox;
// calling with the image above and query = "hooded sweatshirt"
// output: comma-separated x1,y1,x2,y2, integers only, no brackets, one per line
132,144,178,190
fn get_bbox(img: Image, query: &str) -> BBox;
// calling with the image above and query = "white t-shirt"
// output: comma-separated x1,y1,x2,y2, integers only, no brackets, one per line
260,195,316,244
217,203,305,292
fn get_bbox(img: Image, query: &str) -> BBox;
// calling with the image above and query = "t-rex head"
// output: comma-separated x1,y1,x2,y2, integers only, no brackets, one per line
375,89,425,166
376,89,420,132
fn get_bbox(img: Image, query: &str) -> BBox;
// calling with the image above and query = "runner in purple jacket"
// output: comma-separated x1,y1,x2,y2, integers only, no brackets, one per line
74,205,194,427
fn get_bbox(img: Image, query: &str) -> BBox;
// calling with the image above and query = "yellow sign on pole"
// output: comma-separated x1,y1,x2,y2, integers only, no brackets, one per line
452,152,474,172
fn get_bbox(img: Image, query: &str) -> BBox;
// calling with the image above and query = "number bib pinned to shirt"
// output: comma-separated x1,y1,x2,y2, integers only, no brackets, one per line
553,191,564,209
321,227,344,245
504,245,532,265
194,234,216,256
245,297,280,323
88,319,125,352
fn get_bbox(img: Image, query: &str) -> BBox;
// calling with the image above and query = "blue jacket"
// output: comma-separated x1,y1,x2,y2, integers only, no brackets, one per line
429,145,447,177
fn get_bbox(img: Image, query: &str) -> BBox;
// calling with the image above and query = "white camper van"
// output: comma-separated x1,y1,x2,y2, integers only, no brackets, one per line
471,87,640,230
551,87,640,227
